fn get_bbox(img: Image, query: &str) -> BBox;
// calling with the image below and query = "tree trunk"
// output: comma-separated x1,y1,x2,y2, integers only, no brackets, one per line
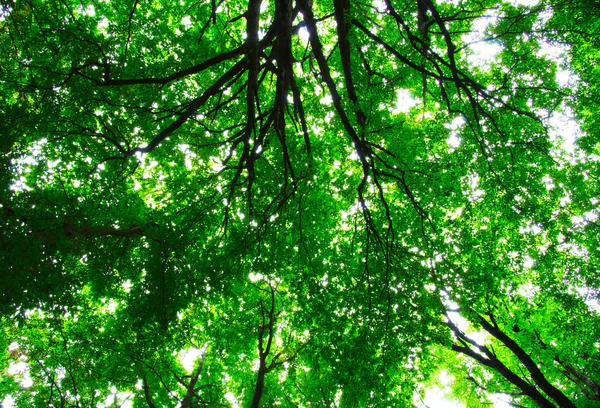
250,364,267,408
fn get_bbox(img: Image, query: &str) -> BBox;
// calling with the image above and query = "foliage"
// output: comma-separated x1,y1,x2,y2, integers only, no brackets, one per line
1,0,600,406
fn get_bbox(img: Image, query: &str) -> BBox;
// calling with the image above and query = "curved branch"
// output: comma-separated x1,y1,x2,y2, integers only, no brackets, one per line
297,0,371,197
129,58,248,156
100,45,248,87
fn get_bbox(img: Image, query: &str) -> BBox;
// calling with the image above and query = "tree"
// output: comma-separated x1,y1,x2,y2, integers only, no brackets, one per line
1,0,599,406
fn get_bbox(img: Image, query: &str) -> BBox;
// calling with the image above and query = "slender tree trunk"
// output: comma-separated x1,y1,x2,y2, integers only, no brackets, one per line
251,363,267,408
560,361,600,400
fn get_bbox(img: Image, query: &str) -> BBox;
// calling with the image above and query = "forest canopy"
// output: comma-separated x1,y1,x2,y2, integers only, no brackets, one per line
1,0,600,406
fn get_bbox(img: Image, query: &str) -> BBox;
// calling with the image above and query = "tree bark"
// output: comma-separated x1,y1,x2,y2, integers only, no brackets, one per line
250,363,267,408
446,316,557,408
478,314,576,408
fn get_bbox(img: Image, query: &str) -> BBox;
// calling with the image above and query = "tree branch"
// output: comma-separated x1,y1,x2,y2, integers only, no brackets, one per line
445,314,557,408
477,313,576,408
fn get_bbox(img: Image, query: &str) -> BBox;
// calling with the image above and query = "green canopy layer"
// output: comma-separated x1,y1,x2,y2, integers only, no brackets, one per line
1,0,599,406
